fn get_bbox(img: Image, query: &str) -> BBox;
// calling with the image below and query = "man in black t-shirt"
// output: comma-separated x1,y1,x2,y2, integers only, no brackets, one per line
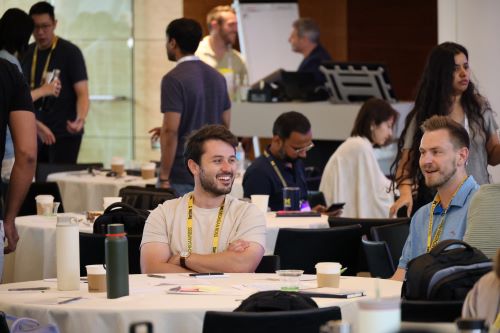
0,59,37,278
22,1,89,164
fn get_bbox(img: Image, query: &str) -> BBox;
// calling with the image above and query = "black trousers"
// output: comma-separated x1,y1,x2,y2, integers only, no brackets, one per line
38,135,83,164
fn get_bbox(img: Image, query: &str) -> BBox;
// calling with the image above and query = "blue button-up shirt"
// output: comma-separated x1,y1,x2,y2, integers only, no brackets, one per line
398,176,479,269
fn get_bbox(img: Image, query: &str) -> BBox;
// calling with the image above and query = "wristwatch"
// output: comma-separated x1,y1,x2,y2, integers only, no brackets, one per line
180,251,190,269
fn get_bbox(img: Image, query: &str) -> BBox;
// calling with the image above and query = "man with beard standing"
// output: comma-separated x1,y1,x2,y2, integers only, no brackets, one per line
156,18,231,195
392,115,479,281
243,111,322,212
196,5,247,90
141,125,266,273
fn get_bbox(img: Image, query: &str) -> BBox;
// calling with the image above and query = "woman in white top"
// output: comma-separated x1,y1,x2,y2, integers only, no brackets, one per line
319,98,397,218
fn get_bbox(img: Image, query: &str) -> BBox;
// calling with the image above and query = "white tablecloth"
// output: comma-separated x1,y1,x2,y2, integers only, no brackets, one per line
47,171,157,212
2,215,91,284
0,274,403,333
2,213,327,283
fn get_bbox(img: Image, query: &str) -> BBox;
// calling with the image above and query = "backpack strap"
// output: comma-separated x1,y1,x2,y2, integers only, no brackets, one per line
429,239,472,257
104,201,145,216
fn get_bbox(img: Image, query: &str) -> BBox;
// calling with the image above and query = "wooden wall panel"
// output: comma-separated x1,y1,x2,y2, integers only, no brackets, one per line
347,0,437,100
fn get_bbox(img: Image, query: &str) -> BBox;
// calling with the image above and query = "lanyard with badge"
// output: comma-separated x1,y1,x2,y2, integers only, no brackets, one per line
30,36,58,89
426,176,468,252
186,195,225,254
263,150,288,187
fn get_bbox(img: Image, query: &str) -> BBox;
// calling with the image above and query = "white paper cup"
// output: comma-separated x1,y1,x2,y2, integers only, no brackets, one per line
141,162,156,179
35,195,54,216
111,156,125,175
251,195,269,213
315,262,341,288
86,264,106,292
358,298,401,333
103,197,122,210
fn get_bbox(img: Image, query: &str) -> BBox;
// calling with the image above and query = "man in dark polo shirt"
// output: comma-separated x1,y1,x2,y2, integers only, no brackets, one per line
289,18,332,87
0,59,37,278
22,1,89,164
156,18,231,195
243,111,321,211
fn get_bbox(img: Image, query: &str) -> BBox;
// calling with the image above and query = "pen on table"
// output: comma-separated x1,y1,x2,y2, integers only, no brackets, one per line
58,296,82,304
8,287,50,291
147,274,166,279
189,272,224,277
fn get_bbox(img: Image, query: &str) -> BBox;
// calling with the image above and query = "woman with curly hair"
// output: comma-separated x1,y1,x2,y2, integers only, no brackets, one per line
389,42,500,217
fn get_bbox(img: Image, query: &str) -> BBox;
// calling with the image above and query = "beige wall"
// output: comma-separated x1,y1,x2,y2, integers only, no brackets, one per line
133,0,182,163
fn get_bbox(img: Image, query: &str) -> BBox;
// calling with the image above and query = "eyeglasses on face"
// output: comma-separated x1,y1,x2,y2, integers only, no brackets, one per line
291,142,314,154
34,23,53,31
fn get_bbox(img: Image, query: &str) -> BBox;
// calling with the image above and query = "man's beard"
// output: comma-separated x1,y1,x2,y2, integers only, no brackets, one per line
278,147,303,163
199,169,234,196
423,164,457,189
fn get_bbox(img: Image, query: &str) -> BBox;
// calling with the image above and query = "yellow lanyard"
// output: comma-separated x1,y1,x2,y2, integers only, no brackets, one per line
187,195,225,254
263,150,288,188
426,177,468,252
30,36,58,89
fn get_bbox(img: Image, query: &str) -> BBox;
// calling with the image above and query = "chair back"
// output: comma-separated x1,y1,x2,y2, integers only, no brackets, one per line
274,224,361,275
119,186,178,210
370,221,410,269
79,232,142,276
202,306,341,333
361,236,395,278
306,191,326,208
36,162,103,182
255,255,280,273
328,216,410,239
401,299,463,323
18,182,64,216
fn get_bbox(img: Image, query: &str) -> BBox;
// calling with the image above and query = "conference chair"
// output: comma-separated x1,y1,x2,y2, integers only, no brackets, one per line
119,185,178,210
255,255,280,273
328,216,410,239
18,182,64,216
306,190,326,208
79,232,142,276
274,224,361,275
361,236,395,278
370,221,410,269
36,162,103,182
202,306,341,333
401,299,464,322
328,217,408,273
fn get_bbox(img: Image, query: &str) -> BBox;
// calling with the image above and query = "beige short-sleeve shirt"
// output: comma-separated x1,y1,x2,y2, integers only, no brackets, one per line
141,193,266,255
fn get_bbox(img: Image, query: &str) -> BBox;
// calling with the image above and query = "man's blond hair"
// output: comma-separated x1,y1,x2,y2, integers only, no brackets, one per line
206,5,235,31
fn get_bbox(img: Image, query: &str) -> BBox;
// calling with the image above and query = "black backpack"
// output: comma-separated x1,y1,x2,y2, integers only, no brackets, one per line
93,202,149,235
403,239,492,301
234,291,318,312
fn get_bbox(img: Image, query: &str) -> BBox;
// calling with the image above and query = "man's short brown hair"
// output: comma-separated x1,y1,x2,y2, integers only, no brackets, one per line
206,5,235,31
420,115,470,150
184,125,238,172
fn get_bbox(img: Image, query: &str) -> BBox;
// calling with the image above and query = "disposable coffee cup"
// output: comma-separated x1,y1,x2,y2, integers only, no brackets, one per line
315,262,341,288
103,197,122,210
86,264,107,292
35,195,54,216
251,195,269,213
282,187,300,211
357,298,401,333
141,162,156,179
111,157,125,175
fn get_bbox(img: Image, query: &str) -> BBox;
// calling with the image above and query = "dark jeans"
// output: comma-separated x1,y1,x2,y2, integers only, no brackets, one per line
38,135,83,164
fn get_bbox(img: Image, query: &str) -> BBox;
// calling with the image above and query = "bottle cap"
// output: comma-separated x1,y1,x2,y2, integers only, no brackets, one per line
107,224,125,235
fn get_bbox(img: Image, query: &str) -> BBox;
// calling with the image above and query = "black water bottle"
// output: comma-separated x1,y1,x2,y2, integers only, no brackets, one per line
105,224,129,299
